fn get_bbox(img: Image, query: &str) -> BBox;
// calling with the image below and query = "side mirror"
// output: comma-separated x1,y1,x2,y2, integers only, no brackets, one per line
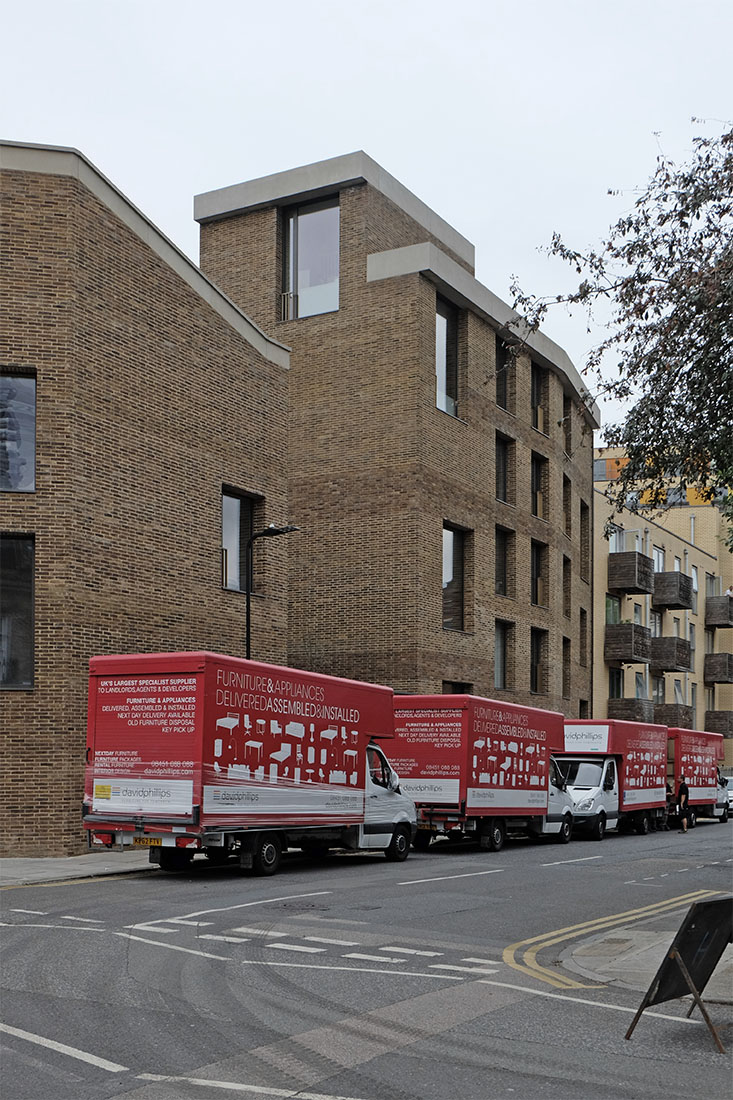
388,771,401,793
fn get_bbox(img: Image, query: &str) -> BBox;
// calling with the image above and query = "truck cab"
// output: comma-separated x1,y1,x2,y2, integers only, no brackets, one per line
558,755,619,839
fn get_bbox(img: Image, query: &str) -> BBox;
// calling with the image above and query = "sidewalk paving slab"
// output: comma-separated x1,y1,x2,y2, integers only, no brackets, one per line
0,850,154,886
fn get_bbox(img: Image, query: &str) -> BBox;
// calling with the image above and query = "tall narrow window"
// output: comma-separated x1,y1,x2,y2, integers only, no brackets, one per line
495,526,514,597
435,296,459,415
605,594,621,624
562,394,572,454
283,197,340,319
609,667,624,699
495,433,514,504
0,374,36,492
222,491,255,591
562,637,571,698
652,674,665,704
691,565,699,613
563,555,571,618
442,524,465,630
530,628,547,694
579,500,590,581
579,607,588,667
563,476,572,537
495,335,511,410
531,361,548,433
494,620,513,690
690,683,697,726
635,672,647,699
0,534,34,688
531,541,548,606
531,452,548,519
653,545,665,572
650,609,663,637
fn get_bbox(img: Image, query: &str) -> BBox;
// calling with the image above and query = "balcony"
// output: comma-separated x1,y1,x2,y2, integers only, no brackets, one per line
704,710,733,737
607,698,655,722
703,652,733,684
651,571,693,610
653,703,694,728
604,623,651,664
649,636,691,672
607,552,654,595
705,595,733,628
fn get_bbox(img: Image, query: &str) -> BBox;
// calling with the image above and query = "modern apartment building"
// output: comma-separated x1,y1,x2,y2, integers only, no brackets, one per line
593,447,733,765
1,142,290,855
195,153,599,709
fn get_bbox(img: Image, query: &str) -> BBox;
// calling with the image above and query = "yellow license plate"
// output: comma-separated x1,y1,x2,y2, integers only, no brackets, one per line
132,837,161,847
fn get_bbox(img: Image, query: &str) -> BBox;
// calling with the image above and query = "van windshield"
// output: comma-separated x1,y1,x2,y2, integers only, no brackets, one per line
561,760,604,788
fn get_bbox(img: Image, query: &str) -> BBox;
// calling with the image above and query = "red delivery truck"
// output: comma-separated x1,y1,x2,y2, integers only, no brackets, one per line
84,652,416,875
666,727,729,826
557,720,668,838
390,695,572,851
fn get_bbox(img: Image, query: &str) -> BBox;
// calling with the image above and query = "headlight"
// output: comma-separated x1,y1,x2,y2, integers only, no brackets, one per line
576,797,595,812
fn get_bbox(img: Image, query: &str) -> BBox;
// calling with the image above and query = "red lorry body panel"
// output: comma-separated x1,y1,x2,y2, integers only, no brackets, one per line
391,695,564,816
85,652,394,832
667,727,724,806
561,720,667,811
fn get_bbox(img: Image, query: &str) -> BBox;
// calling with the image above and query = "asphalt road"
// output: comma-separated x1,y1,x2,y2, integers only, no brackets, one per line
2,822,732,1100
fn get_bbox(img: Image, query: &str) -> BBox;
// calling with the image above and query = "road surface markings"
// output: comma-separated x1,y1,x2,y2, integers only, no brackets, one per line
504,888,720,990
0,921,104,933
429,963,498,975
199,934,250,944
137,1073,372,1099
0,1022,128,1073
152,891,332,925
230,926,289,937
59,915,104,923
165,918,215,927
379,946,443,956
476,978,704,1025
399,869,505,885
124,923,178,934
541,856,603,867
303,936,361,946
343,952,407,963
114,931,231,961
267,943,326,954
236,958,464,980
463,957,497,965
9,909,46,915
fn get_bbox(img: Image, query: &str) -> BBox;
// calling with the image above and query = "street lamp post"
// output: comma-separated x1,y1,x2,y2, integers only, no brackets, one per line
245,524,298,660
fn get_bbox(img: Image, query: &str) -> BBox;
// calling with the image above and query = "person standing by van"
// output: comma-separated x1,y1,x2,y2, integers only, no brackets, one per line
677,775,690,833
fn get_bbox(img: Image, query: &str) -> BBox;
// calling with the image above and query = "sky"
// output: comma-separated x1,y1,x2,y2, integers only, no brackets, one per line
2,0,731,433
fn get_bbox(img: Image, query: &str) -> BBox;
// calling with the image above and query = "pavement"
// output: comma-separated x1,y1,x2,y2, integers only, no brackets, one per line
1,851,731,1002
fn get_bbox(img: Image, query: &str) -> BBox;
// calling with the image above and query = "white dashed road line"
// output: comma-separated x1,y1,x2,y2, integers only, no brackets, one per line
267,943,326,954
379,946,443,956
0,1022,128,1073
343,952,407,964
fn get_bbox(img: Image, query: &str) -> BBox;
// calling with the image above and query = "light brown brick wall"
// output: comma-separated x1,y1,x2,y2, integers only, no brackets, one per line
1,167,289,855
199,180,594,712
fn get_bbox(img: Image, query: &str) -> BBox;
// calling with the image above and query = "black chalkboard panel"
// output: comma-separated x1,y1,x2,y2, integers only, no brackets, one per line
645,897,732,1006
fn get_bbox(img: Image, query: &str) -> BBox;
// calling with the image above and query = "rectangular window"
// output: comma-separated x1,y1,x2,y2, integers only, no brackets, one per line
691,565,699,613
1,534,34,688
283,197,340,319
531,540,548,606
531,452,548,519
674,556,681,572
435,296,459,416
530,628,548,694
673,679,684,705
0,374,36,492
705,628,715,654
442,681,472,694
653,545,665,572
562,394,572,454
442,524,465,630
579,607,588,667
494,620,513,691
688,623,696,659
563,555,571,618
222,491,255,591
635,672,647,699
690,683,697,727
706,685,715,711
562,637,571,698
579,500,590,581
633,603,642,625
605,594,621,624
579,699,590,718
705,572,719,597
495,335,511,410
650,609,663,638
531,361,548,433
609,667,625,699
495,433,514,504
563,476,572,537
495,526,514,598
652,674,665,704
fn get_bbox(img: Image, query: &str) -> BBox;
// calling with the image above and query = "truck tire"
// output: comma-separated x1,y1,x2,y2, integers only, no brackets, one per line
635,813,650,836
590,813,606,841
486,818,506,852
720,806,729,824
556,815,572,844
251,833,282,876
385,825,411,862
413,831,433,852
688,811,697,829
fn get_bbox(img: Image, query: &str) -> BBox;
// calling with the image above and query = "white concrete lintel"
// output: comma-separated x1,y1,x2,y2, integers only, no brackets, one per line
0,141,290,369
367,242,600,426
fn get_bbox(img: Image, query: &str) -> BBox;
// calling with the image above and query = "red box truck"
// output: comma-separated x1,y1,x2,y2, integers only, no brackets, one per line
84,652,416,874
556,720,668,838
390,695,572,851
666,727,728,826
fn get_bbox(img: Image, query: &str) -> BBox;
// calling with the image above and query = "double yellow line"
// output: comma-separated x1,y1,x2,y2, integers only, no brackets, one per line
503,889,721,989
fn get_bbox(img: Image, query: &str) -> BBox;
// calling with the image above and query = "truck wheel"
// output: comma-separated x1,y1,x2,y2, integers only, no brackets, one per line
591,813,606,841
385,825,411,862
688,811,697,829
720,807,729,824
556,816,572,844
413,831,433,852
635,813,650,836
487,819,506,852
252,833,282,876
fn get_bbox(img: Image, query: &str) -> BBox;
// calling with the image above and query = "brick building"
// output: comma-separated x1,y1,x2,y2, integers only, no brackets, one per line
195,153,599,709
1,142,290,855
593,447,733,765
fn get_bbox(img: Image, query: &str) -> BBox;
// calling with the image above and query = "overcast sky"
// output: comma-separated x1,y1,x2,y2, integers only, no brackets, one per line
3,0,731,431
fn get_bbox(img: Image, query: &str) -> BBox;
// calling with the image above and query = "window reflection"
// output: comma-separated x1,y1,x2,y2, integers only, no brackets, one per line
0,375,36,492
0,535,34,688
284,199,340,318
